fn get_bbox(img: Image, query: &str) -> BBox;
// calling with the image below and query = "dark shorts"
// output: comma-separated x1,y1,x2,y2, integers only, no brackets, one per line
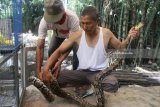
57,69,119,93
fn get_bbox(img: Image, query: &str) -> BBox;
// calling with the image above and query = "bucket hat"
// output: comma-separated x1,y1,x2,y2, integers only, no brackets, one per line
44,0,64,23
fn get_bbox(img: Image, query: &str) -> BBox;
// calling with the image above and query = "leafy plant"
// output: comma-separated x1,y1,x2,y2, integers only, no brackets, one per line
22,0,43,33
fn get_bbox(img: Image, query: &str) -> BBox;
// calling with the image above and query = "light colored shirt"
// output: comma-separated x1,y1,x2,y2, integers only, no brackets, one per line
38,9,80,39
77,27,109,71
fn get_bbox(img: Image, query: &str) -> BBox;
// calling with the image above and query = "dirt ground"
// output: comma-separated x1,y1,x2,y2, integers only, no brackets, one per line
21,85,160,107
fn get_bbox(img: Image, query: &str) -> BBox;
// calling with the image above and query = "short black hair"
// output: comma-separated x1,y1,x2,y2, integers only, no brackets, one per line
81,6,99,21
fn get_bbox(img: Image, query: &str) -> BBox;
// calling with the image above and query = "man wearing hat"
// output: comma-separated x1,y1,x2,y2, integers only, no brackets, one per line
36,0,80,79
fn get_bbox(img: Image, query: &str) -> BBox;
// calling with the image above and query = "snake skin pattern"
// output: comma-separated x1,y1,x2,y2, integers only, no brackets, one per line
29,76,93,107
93,58,122,107
29,77,55,102
29,58,122,107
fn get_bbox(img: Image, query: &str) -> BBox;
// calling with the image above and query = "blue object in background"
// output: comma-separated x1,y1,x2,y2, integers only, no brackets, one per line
12,0,22,48
0,0,22,54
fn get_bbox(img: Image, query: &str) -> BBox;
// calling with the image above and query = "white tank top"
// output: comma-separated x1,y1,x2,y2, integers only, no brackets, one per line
77,27,109,71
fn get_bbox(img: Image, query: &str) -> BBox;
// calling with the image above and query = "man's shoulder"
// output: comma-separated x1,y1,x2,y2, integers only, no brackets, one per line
101,27,113,40
101,27,110,32
39,17,48,27
40,17,47,23
101,27,111,35
65,9,79,19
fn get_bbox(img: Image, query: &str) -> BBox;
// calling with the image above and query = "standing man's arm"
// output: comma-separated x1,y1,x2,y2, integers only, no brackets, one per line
36,18,48,80
36,38,45,80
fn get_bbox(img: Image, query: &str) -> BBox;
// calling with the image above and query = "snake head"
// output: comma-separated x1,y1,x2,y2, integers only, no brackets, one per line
28,76,37,82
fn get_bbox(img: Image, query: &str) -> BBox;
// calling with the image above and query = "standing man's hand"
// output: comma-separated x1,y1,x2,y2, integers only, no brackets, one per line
42,69,53,87
38,68,45,80
38,70,43,80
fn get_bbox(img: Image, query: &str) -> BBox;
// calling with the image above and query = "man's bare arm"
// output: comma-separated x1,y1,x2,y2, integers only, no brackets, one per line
108,27,138,50
36,38,45,79
44,38,74,71
53,49,71,78
58,49,71,65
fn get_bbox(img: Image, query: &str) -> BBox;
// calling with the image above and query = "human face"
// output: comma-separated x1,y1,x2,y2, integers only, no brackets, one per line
80,15,98,33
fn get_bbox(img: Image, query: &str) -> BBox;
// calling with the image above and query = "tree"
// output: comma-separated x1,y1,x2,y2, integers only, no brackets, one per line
22,0,43,33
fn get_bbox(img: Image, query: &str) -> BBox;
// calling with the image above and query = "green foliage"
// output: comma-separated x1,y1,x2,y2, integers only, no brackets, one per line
67,0,94,17
0,0,12,19
22,0,43,33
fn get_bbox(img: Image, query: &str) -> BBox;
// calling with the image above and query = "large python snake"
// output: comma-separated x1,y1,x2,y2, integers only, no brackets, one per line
29,58,122,107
